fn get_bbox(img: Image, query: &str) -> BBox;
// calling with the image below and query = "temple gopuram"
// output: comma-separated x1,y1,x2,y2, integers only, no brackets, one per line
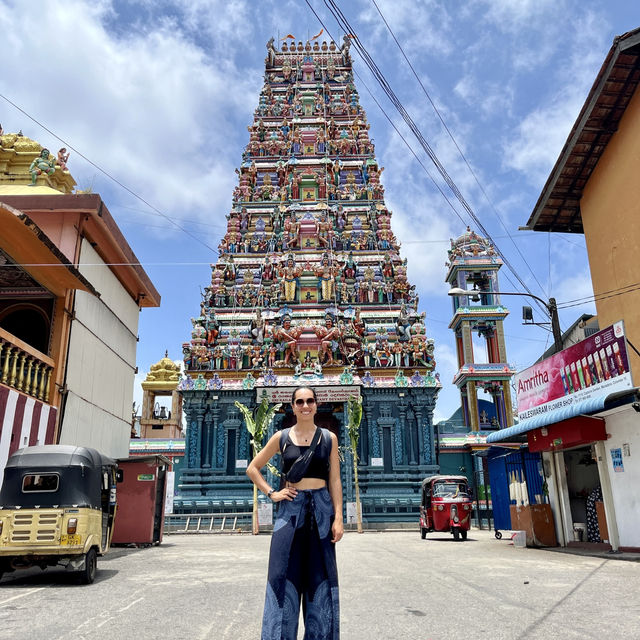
176,37,440,522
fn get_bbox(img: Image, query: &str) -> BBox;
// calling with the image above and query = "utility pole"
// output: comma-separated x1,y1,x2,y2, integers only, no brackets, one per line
547,297,564,355
448,287,566,355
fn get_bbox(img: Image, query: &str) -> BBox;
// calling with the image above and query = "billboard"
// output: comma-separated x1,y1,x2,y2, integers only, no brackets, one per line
515,321,633,421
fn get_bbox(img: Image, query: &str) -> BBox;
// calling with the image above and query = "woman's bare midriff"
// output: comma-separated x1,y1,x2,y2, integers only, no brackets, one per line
287,478,327,490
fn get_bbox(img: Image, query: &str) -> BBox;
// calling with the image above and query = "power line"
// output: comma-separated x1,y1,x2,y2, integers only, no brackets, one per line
0,92,220,256
303,0,531,301
369,0,548,297
557,280,640,307
117,205,227,230
558,283,640,310
316,0,551,320
402,233,538,244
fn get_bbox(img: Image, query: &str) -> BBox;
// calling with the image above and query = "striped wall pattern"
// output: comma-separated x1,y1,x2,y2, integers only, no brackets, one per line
0,385,57,488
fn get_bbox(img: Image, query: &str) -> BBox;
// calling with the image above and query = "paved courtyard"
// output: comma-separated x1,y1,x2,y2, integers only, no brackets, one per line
0,529,639,639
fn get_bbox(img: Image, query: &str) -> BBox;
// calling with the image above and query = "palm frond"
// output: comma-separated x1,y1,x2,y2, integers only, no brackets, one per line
346,395,363,446
235,401,256,437
260,402,283,437
255,397,269,432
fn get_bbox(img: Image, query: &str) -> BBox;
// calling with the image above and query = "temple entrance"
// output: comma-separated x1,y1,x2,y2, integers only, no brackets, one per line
314,408,341,439
226,429,236,476
279,402,342,440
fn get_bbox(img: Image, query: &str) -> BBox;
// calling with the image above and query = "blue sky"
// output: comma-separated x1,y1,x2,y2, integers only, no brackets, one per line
1,0,638,423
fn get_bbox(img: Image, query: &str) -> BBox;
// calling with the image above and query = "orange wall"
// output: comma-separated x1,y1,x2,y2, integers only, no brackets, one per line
581,85,640,383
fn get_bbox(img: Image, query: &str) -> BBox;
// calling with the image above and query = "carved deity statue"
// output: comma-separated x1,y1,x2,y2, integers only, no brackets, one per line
315,253,337,301
29,148,56,185
278,254,301,302
274,315,302,365
314,314,342,366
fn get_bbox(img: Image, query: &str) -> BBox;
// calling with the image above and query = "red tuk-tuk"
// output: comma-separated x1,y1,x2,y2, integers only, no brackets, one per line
420,475,472,541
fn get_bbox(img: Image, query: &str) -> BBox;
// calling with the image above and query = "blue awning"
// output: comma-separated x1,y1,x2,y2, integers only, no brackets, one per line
486,389,639,443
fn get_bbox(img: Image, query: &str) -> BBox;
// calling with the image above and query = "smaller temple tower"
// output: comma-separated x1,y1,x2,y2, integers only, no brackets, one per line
140,353,183,439
446,229,515,431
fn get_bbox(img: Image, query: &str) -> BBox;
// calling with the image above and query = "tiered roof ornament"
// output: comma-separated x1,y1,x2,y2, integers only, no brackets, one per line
445,227,515,431
0,131,76,194
181,37,438,390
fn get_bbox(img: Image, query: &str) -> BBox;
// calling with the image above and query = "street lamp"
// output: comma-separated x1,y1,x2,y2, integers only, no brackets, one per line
448,287,564,355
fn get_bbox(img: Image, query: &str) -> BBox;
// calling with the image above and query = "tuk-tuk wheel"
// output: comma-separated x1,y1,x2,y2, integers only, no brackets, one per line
453,528,460,541
79,548,97,585
461,529,467,541
495,531,502,540
421,528,427,540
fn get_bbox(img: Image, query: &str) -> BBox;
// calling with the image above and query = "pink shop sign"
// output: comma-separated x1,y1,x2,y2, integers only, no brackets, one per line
515,321,633,421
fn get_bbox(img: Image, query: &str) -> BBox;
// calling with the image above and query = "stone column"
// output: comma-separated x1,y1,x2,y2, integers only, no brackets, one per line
398,395,411,465
496,322,508,363
412,394,425,465
422,393,437,465
211,402,221,469
194,404,206,468
502,381,514,427
461,321,474,363
466,381,479,431
364,399,378,459
202,409,214,469
184,402,199,468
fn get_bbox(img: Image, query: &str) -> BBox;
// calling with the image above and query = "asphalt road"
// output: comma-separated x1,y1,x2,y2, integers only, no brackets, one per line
0,529,639,640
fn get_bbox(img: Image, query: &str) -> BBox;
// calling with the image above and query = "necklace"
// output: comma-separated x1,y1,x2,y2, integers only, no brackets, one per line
294,427,315,444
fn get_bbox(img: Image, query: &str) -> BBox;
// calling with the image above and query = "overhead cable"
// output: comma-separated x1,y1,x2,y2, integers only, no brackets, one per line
303,0,530,301
316,0,550,319
369,0,548,297
0,92,220,256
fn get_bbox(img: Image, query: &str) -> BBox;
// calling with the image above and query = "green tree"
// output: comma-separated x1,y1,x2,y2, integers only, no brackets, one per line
346,395,364,533
235,397,282,534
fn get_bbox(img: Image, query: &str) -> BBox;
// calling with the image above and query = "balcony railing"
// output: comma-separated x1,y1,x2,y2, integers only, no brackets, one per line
0,328,54,402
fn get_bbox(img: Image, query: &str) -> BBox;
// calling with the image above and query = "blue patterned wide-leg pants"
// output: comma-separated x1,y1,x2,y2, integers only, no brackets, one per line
261,488,340,640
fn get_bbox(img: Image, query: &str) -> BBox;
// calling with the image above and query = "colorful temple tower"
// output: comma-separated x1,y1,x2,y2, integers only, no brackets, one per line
176,37,440,521
445,229,515,431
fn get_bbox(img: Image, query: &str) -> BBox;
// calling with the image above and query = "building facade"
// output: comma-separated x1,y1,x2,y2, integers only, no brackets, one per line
177,37,440,521
491,29,640,550
0,133,160,478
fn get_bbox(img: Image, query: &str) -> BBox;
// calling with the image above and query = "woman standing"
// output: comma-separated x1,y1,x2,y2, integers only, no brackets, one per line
246,386,343,640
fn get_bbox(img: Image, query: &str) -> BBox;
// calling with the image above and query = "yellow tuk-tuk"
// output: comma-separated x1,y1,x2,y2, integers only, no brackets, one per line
0,445,119,584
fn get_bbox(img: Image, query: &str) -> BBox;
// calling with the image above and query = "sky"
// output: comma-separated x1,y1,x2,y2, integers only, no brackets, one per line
1,0,638,424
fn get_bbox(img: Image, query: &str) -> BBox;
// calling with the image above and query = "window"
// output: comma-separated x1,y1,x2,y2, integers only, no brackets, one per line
22,473,59,493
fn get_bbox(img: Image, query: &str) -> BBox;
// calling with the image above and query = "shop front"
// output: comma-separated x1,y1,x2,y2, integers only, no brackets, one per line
488,321,640,551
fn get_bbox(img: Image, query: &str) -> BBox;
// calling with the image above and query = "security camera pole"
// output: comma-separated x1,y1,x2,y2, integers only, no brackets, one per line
448,288,564,355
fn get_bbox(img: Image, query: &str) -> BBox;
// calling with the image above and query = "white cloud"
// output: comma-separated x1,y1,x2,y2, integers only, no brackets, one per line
502,9,610,185
0,0,256,239
357,0,455,59
132,369,146,416
478,0,561,29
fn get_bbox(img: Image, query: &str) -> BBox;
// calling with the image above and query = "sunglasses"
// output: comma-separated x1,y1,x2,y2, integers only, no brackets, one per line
294,397,316,406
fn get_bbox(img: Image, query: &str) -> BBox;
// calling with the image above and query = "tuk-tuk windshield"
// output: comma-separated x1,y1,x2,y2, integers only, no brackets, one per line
433,482,468,499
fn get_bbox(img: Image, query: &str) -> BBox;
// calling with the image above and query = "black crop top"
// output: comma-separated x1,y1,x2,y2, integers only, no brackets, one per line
281,431,331,481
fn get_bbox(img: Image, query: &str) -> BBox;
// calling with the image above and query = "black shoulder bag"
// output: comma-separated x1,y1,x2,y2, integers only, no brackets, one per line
279,427,323,489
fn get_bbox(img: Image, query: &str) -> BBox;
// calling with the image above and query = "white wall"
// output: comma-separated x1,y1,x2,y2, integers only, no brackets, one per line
600,405,640,549
58,240,140,458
